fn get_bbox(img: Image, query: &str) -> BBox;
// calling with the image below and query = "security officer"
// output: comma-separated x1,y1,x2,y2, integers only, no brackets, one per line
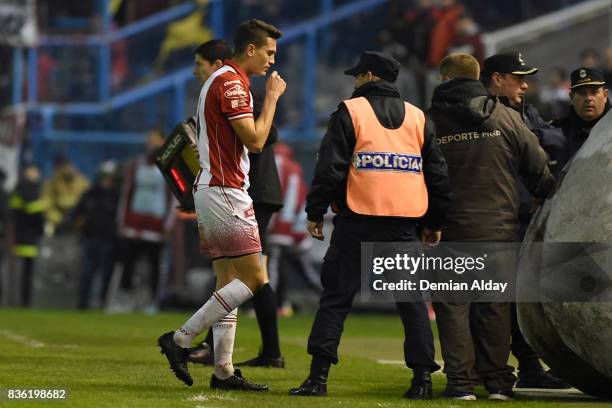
289,51,451,399
481,52,570,390
481,52,545,129
9,163,47,306
430,53,555,401
550,67,610,175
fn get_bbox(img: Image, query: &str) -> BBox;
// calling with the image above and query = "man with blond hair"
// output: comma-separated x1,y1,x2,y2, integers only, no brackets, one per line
427,53,554,401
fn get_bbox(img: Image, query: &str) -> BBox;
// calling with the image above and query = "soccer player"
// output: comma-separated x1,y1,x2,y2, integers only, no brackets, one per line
188,39,285,368
157,19,286,391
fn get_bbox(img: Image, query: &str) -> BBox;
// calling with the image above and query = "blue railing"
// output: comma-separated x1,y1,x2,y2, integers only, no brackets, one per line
14,0,388,175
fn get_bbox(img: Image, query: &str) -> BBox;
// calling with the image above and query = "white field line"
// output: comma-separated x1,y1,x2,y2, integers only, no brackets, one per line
0,329,80,349
187,394,238,402
0,329,45,348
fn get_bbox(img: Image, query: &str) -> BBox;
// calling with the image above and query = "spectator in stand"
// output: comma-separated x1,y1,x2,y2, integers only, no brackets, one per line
382,0,437,107
427,0,464,68
447,12,484,64
580,48,601,69
42,154,90,236
540,67,571,120
604,48,612,89
9,163,47,307
385,0,436,65
117,129,176,312
70,161,120,310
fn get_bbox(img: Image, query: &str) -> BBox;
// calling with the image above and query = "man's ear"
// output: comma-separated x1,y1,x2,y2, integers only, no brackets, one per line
213,59,224,69
491,72,502,88
569,91,575,101
603,88,609,98
246,43,256,57
366,71,374,81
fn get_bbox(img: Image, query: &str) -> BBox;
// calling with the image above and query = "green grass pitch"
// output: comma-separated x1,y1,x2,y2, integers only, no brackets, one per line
0,309,608,407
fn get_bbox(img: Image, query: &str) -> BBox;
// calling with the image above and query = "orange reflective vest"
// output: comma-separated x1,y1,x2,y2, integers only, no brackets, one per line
343,97,428,217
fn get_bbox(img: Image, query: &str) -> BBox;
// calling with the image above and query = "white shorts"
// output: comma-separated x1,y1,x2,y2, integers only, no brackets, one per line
194,186,261,259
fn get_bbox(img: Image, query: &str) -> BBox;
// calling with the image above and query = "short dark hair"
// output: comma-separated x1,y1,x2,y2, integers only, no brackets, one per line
194,39,233,64
480,71,493,88
233,19,282,55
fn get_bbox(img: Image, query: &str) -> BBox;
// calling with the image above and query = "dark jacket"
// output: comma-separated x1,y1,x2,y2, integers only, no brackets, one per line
306,80,451,229
550,104,611,175
247,91,283,212
9,180,45,250
499,96,563,225
428,78,554,241
70,182,120,241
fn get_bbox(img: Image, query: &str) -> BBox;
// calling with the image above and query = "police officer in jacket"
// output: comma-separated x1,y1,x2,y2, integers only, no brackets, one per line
550,67,610,175
480,53,571,390
289,52,451,399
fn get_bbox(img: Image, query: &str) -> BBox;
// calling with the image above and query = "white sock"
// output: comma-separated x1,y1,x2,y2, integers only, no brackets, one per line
213,309,238,379
173,279,252,348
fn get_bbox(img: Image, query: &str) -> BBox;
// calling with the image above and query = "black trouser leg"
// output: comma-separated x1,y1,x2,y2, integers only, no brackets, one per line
120,239,138,291
511,302,542,373
306,241,359,365
100,242,116,305
395,301,440,372
252,207,281,357
78,240,98,309
21,258,34,307
145,241,163,300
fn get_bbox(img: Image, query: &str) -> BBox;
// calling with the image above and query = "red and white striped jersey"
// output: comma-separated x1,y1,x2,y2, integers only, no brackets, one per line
195,60,254,190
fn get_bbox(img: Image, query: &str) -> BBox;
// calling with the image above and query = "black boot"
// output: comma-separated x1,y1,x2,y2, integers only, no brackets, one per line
403,369,433,399
289,356,329,396
289,375,328,396
157,332,193,386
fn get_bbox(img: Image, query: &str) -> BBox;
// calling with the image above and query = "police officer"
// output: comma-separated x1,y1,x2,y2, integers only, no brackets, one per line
480,52,570,390
550,67,610,175
481,52,545,129
429,53,555,401
9,163,47,307
289,52,451,399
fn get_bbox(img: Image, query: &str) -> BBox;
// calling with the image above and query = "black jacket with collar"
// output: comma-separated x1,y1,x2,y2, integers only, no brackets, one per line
305,80,451,229
550,103,610,174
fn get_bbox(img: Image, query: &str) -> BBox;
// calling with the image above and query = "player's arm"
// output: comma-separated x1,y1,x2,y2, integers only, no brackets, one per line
231,71,286,153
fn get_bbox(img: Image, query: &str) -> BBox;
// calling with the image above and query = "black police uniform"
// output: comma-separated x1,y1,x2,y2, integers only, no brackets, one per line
291,52,451,398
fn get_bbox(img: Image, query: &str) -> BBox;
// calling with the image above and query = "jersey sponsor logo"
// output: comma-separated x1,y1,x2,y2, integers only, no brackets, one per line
224,84,247,99
231,98,248,109
353,151,422,173
224,79,241,86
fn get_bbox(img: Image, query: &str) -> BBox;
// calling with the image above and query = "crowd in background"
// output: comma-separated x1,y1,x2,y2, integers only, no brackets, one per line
0,130,314,314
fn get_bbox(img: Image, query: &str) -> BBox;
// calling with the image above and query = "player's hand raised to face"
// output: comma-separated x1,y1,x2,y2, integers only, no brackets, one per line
266,71,286,99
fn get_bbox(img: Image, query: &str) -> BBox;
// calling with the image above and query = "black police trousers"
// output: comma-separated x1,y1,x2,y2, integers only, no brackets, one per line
306,214,440,372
